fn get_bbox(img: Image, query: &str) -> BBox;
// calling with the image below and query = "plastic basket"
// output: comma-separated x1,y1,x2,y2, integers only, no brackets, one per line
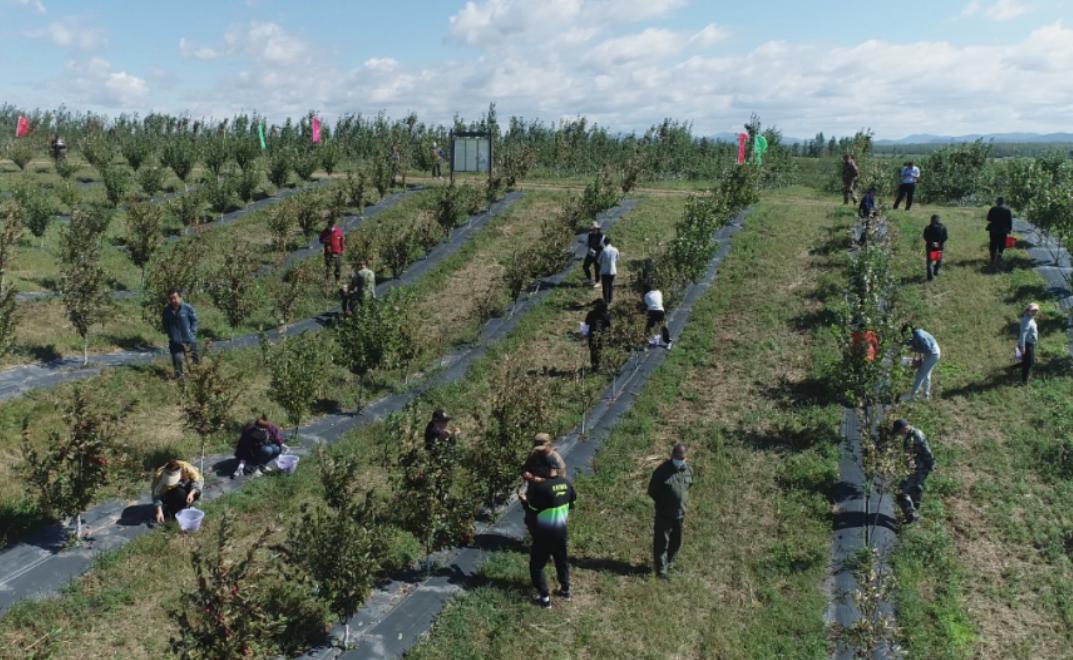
276,454,300,475
176,507,204,533
1005,235,1017,249
929,250,942,262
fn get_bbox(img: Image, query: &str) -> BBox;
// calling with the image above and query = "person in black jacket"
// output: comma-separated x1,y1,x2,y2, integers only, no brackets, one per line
923,214,948,281
986,197,1014,267
523,467,577,607
582,221,604,287
583,299,611,371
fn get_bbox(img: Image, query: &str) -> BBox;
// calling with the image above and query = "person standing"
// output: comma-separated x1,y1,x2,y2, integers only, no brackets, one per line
582,222,604,288
430,142,442,178
893,161,921,210
986,197,1014,268
1017,302,1040,385
341,260,376,316
891,419,934,524
842,154,860,205
648,444,692,580
923,214,948,281
319,212,345,284
643,287,672,348
902,324,941,400
151,459,204,524
583,298,611,371
162,289,199,378
597,236,619,304
524,466,576,607
232,415,287,478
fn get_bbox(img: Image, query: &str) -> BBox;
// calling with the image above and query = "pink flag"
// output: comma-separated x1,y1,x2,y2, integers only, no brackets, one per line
737,132,747,165
15,116,29,138
311,116,321,143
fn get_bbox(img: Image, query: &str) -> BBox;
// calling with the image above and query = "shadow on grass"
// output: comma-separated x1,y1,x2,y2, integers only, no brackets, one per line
790,307,840,332
99,334,155,352
810,224,853,257
942,357,1073,398
0,502,52,550
736,423,841,454
1006,282,1052,305
761,374,841,409
19,343,63,363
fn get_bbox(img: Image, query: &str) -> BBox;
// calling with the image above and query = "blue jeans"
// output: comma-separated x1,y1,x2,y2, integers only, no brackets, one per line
252,443,282,466
911,351,941,399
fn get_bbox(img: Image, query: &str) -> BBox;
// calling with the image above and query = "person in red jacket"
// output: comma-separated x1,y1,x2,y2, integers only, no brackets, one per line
319,210,345,284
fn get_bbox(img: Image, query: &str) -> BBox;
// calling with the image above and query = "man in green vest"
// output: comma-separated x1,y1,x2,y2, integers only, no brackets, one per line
648,443,693,580
525,465,577,608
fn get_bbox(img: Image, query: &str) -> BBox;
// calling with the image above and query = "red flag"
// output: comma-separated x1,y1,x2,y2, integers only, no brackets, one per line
15,116,29,138
737,132,747,164
311,116,321,143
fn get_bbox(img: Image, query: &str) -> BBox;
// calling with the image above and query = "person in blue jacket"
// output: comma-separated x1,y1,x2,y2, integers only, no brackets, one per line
162,289,200,377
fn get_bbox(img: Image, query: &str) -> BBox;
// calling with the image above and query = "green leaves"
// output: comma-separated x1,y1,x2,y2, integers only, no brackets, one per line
266,332,334,433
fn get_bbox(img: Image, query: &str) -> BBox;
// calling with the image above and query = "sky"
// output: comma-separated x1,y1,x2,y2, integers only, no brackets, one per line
1,0,1072,139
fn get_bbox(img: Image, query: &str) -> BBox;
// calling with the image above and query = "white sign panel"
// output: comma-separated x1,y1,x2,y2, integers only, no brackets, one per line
452,137,490,173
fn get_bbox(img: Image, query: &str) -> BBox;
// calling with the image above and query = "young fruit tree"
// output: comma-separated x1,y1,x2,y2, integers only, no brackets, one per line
169,515,284,659
59,205,114,366
392,409,477,570
137,163,167,198
279,446,387,649
0,202,23,359
13,182,55,248
179,352,240,472
124,198,164,282
19,387,128,542
161,137,198,191
269,261,316,325
208,237,262,329
141,234,205,325
334,289,417,403
267,332,335,438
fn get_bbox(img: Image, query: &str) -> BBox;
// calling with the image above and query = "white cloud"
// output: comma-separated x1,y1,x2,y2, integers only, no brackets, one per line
179,37,225,61
63,57,148,107
11,0,46,14
962,0,1031,21
29,19,107,49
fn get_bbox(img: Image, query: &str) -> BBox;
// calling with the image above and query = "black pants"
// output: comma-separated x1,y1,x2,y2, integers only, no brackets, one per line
530,533,569,597
324,253,342,282
989,232,1008,263
654,515,684,576
894,183,916,210
646,309,670,344
168,341,199,376
161,483,200,519
600,274,615,303
926,251,942,280
582,254,601,283
588,334,604,371
1021,342,1036,384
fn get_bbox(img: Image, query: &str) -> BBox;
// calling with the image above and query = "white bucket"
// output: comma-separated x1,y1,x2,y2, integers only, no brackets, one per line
579,322,589,337
277,454,300,475
176,507,204,533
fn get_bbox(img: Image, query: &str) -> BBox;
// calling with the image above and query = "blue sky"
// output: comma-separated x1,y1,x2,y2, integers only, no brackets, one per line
2,0,1072,138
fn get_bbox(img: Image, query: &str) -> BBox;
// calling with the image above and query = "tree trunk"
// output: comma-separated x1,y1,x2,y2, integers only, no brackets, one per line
199,435,206,474
82,335,89,367
75,513,82,543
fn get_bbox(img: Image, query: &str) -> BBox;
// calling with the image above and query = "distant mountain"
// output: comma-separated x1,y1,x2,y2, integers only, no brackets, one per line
874,133,1073,145
709,131,1073,145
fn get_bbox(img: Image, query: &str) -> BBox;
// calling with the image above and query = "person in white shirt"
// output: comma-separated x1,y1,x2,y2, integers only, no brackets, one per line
1017,302,1040,384
644,288,672,348
893,161,922,211
597,236,619,304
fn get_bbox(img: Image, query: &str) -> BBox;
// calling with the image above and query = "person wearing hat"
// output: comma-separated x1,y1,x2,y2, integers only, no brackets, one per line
522,433,567,485
424,409,457,453
525,464,577,607
582,221,605,288
842,154,860,205
597,235,620,303
923,214,948,281
232,415,287,478
341,260,376,316
902,324,941,401
892,419,934,524
583,298,612,371
1017,303,1040,384
319,210,345,285
151,459,204,524
648,444,692,579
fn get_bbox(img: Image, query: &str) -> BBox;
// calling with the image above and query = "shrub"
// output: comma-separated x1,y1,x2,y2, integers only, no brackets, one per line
202,173,235,215
580,170,620,219
80,134,115,173
334,289,417,400
270,260,317,325
293,145,319,181
231,136,260,173
100,165,130,207
12,182,55,245
7,141,34,171
137,163,167,198
319,141,340,175
169,189,206,227
141,235,205,325
920,141,993,204
234,165,260,205
267,332,335,436
209,237,263,329
295,193,324,239
120,136,153,171
201,137,230,177
161,138,198,189
0,202,23,358
59,205,114,364
268,148,292,189
20,387,127,542
267,201,295,252
180,353,240,471
124,198,163,279
380,225,417,278
433,184,465,231
343,169,368,210
498,140,536,190
54,157,78,180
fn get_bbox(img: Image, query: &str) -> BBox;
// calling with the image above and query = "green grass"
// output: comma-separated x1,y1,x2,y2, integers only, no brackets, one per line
408,190,842,659
872,200,1073,658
